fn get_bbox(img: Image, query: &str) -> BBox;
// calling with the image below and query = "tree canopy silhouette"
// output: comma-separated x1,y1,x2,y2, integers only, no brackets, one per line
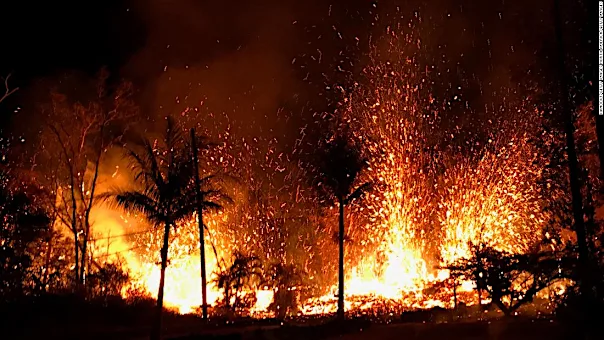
212,251,263,315
0,171,51,300
446,243,571,316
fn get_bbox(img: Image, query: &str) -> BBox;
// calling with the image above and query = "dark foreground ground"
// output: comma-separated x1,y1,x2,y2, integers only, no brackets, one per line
3,315,582,340
5,316,592,340
3,298,593,340
166,318,584,340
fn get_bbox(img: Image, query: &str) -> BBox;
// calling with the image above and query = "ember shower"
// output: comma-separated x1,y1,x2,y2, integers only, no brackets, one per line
80,17,554,315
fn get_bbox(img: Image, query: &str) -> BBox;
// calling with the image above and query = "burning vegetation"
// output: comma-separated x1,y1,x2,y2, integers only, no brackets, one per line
0,3,601,340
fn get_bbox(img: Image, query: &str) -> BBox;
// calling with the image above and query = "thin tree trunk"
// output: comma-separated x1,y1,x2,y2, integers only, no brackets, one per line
234,276,242,314
70,166,80,287
225,286,231,310
44,231,54,291
499,302,511,317
191,128,209,320
79,247,85,284
453,276,458,310
71,179,80,286
476,283,482,310
80,238,88,284
74,233,79,287
553,0,592,302
475,252,483,310
49,125,81,286
80,138,104,284
337,198,345,320
151,221,171,340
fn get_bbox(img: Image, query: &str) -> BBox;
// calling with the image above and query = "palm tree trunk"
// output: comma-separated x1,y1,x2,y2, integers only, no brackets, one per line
190,128,209,320
337,198,345,320
151,221,171,340
197,210,208,319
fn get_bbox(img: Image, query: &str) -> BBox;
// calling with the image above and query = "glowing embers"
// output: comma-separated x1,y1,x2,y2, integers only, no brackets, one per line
439,137,544,265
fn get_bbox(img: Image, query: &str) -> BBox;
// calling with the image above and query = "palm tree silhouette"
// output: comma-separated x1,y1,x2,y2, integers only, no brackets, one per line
316,132,371,320
102,117,196,340
212,251,263,314
189,127,231,321
265,262,302,319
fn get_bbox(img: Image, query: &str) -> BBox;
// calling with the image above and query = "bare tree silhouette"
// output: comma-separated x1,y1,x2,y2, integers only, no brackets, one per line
40,69,137,286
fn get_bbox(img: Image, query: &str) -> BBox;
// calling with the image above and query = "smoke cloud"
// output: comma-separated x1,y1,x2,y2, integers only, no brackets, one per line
119,0,570,147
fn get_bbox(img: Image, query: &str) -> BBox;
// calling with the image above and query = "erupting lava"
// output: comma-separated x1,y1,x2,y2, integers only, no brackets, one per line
297,36,547,314
438,133,545,265
87,26,550,316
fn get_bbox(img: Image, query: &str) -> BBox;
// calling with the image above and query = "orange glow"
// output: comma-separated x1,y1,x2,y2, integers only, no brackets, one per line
77,29,560,317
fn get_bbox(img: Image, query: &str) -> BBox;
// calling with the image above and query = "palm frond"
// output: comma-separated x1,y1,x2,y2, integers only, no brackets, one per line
203,188,233,204
206,170,243,188
101,190,163,226
164,117,186,161
197,174,219,188
166,157,194,195
202,200,223,210
316,132,369,202
117,192,162,221
187,132,218,152
345,182,372,205
171,200,197,225
125,139,165,193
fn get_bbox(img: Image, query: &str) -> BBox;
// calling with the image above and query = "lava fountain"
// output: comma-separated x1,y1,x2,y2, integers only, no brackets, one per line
300,28,549,313
88,25,552,316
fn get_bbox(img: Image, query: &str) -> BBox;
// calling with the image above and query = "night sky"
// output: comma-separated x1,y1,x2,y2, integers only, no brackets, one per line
0,0,596,143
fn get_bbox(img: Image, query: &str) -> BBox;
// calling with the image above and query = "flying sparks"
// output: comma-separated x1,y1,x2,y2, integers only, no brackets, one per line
80,23,555,317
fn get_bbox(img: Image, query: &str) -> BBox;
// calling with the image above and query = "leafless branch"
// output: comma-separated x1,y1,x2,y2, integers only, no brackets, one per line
0,73,19,104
